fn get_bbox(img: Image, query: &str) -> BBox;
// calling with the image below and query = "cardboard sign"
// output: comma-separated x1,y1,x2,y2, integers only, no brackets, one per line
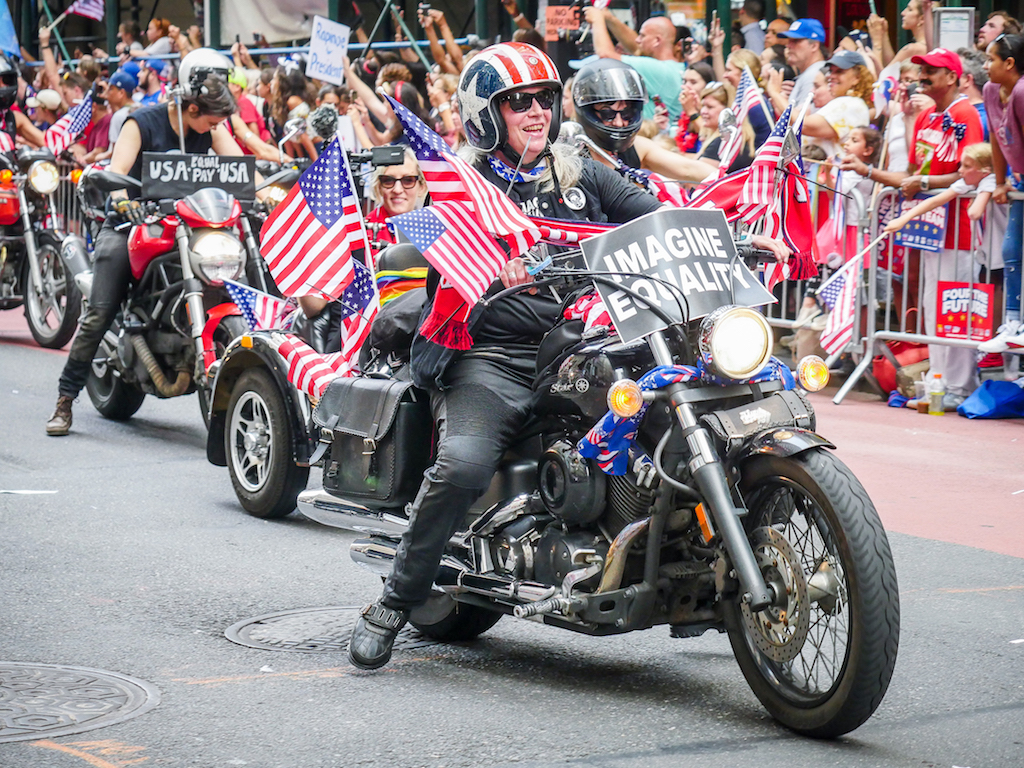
142,153,256,200
936,281,994,341
580,208,775,344
307,16,350,86
893,193,947,252
544,5,580,42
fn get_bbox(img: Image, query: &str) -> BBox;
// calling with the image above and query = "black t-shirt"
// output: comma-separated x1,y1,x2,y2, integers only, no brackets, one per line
126,103,215,181
470,156,662,344
699,136,754,173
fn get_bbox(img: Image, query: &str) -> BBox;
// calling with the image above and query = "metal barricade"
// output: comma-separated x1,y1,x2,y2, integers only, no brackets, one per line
51,159,86,240
828,185,1019,404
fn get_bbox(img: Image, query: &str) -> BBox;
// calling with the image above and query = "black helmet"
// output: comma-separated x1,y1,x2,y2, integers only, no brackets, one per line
572,59,647,154
0,54,19,111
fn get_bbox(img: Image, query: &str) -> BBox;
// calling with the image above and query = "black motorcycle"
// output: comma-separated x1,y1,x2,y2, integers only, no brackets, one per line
0,147,86,347
208,209,899,737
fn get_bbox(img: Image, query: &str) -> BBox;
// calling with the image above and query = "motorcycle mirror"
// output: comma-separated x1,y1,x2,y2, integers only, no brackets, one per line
284,117,307,137
718,108,737,132
557,121,586,145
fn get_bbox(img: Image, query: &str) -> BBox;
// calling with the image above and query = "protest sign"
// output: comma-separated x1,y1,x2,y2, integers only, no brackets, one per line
142,153,256,200
580,208,775,344
894,194,947,252
936,281,995,341
307,16,350,86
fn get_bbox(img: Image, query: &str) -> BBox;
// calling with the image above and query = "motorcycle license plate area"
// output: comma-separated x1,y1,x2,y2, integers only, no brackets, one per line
142,153,257,200
580,209,775,344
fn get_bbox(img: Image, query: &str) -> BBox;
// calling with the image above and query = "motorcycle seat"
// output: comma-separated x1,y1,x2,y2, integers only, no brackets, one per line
375,243,429,273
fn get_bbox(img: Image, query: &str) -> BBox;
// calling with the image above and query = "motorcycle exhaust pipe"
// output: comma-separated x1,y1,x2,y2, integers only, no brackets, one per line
129,334,191,397
60,234,91,280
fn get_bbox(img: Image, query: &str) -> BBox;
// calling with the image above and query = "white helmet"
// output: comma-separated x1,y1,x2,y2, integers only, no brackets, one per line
177,48,232,100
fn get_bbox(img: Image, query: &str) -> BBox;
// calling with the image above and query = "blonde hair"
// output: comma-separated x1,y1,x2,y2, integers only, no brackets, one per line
699,81,755,156
962,142,993,169
727,50,762,84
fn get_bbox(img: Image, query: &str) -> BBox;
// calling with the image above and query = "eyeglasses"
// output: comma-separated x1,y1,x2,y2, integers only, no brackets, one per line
379,175,421,189
501,89,557,113
592,104,641,123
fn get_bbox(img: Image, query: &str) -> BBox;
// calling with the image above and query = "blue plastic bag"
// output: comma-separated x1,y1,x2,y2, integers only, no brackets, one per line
956,380,1024,419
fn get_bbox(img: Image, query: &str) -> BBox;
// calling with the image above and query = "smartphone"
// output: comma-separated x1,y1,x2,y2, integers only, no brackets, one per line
235,34,240,43
711,9,718,29
905,83,917,97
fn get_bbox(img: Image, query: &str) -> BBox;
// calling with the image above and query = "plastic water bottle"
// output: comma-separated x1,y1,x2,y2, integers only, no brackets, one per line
928,373,945,416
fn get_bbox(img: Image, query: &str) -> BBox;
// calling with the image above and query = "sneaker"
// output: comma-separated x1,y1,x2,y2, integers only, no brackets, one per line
1004,330,1024,352
942,393,966,412
979,352,1005,369
45,395,74,436
978,320,1022,353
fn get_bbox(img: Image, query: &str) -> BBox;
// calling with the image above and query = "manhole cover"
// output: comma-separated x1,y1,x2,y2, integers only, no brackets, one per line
225,606,439,653
0,663,160,744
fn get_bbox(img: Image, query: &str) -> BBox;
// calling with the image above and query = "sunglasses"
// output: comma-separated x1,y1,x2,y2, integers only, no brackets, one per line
593,104,641,123
502,89,556,113
379,174,421,189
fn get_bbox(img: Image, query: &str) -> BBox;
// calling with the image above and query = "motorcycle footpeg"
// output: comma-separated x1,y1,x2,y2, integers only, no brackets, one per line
514,595,586,619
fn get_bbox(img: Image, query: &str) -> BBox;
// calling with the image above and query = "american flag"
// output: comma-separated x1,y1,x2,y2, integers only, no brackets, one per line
762,171,819,289
274,334,350,400
718,66,763,174
646,173,690,206
386,95,539,256
224,280,296,331
335,259,379,373
817,256,861,354
43,89,93,155
684,167,751,222
259,137,366,300
67,0,105,21
529,215,614,246
390,201,510,307
0,131,14,152
736,101,794,224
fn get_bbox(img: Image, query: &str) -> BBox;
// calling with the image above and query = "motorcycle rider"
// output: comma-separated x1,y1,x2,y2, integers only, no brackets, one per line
0,54,46,148
45,49,247,436
571,57,721,183
348,42,667,670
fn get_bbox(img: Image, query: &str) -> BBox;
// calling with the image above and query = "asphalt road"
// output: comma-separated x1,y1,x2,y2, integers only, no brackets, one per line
2,321,1023,768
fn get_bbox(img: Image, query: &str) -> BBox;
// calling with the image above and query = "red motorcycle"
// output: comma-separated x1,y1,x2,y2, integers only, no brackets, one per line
78,168,258,424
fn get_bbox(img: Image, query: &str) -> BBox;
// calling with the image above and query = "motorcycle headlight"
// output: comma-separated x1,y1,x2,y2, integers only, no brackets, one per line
189,229,246,285
28,160,60,195
698,305,773,380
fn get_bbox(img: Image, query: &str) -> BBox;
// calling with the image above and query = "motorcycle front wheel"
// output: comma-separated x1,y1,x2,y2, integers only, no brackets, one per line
225,367,308,519
197,315,248,429
724,449,900,738
86,330,146,420
22,233,81,349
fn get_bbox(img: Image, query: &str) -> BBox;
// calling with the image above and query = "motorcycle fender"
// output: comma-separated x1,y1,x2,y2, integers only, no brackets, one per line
59,234,91,279
735,427,835,462
201,303,243,371
205,333,314,467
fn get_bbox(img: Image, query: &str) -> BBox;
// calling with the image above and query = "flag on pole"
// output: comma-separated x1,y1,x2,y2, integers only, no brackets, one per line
259,137,367,300
272,334,350,400
43,89,94,155
67,0,106,21
736,102,794,224
718,66,764,174
529,215,614,246
684,167,752,222
386,94,539,255
224,281,296,331
646,173,690,206
817,256,861,354
0,1,20,57
335,260,379,373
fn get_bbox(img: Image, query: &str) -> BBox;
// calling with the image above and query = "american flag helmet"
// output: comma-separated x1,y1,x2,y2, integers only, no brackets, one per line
457,42,562,153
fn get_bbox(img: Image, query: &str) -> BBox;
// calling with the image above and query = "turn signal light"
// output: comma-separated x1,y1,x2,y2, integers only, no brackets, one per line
797,355,830,392
240,334,253,349
70,168,83,184
0,170,11,183
607,379,644,418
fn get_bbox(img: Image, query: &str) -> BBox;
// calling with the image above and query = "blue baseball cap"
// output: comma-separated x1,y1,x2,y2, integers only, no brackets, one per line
108,69,138,92
778,19,826,43
120,61,141,79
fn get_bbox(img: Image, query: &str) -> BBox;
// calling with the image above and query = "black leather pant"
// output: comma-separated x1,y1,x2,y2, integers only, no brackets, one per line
58,222,131,398
380,349,537,611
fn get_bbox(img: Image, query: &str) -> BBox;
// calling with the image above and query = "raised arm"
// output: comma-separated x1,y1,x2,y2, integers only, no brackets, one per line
584,8,621,60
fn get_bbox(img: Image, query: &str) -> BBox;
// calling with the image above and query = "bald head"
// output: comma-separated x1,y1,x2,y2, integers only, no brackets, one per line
636,16,677,60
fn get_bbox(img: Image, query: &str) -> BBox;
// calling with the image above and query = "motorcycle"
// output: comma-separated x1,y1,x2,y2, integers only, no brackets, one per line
0,147,86,347
208,208,900,737
78,168,257,424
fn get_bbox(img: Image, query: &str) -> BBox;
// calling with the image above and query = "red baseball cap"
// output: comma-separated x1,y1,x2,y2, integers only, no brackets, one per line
911,48,963,79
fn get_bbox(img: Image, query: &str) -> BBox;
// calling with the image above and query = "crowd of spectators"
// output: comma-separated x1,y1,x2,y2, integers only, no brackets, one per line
9,1,1024,406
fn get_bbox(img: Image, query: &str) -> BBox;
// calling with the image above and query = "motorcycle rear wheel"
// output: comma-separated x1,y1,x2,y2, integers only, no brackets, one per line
225,367,309,519
409,593,503,641
86,331,146,420
724,449,899,738
22,233,81,349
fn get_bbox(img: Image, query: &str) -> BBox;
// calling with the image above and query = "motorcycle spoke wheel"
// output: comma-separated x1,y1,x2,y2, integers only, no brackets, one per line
23,237,81,349
725,449,900,738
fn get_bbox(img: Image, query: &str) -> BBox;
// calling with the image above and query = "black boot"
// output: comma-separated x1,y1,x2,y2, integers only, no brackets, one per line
348,603,408,670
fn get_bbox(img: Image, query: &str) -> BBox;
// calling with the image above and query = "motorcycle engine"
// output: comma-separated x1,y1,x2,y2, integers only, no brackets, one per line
537,440,605,525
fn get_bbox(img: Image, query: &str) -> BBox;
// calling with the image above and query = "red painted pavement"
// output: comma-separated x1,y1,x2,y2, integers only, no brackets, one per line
0,307,69,354
811,389,1024,560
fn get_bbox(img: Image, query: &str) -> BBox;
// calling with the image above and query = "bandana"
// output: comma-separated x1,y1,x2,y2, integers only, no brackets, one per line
487,154,548,184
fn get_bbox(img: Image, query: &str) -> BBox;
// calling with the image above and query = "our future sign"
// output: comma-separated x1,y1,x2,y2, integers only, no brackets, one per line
142,153,256,200
580,208,775,344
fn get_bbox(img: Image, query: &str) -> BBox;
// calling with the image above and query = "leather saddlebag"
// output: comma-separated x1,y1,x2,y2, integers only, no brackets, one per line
312,377,432,506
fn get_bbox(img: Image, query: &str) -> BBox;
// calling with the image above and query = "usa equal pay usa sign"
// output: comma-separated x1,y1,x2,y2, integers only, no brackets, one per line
580,208,775,344
142,152,256,200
